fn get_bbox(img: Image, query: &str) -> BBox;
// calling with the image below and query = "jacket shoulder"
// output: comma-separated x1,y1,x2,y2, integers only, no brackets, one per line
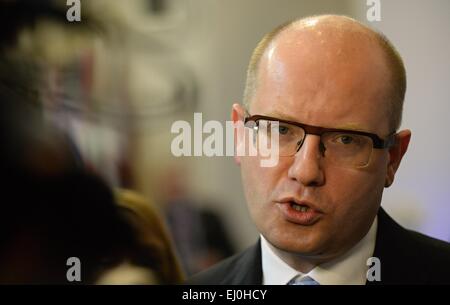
407,229,450,263
374,208,450,284
186,242,262,285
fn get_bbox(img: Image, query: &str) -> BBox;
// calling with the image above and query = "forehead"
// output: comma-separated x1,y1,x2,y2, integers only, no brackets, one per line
252,24,391,134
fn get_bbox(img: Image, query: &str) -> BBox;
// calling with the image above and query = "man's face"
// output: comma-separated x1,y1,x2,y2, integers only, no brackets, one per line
236,28,395,262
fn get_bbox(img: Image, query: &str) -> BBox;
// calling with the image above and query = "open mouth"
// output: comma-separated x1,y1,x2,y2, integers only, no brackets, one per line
276,198,322,225
290,202,310,212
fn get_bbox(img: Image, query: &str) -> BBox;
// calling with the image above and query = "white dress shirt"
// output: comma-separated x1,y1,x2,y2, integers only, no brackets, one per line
261,216,378,285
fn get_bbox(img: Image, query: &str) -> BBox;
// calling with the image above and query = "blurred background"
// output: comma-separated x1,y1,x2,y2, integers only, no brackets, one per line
1,0,449,280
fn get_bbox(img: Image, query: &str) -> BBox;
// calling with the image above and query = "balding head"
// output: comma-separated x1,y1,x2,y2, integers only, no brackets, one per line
243,15,406,132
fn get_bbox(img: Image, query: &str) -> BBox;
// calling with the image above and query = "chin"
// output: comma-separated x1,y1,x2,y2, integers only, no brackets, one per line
265,227,331,257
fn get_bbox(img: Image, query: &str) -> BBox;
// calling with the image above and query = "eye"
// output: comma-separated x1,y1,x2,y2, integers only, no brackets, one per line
278,125,290,135
335,134,356,145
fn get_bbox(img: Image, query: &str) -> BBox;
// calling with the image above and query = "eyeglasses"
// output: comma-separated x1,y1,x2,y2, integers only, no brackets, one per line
244,114,397,168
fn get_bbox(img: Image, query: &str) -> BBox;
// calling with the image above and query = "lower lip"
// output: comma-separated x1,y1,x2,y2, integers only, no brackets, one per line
276,203,323,226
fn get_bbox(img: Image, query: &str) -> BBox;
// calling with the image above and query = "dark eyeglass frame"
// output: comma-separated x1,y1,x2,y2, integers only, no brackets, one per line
244,114,397,149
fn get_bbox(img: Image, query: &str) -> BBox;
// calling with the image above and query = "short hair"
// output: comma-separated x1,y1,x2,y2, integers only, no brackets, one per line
242,16,406,132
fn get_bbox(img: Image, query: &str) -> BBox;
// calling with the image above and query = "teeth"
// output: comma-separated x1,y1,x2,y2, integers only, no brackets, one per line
292,203,309,212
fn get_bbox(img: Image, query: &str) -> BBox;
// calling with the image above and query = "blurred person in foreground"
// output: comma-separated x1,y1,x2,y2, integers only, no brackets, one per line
0,62,184,285
0,0,184,284
188,15,450,285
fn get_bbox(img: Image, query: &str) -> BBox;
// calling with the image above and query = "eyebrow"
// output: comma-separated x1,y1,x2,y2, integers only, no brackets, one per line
263,111,368,132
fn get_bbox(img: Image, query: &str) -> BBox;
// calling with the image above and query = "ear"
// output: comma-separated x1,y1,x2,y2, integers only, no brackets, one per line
385,129,411,187
231,103,246,165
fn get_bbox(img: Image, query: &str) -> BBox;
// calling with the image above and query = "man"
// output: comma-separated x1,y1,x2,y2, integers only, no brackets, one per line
188,15,450,285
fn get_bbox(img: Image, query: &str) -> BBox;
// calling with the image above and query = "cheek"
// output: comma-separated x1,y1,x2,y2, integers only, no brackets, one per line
326,164,387,218
241,157,271,199
240,157,286,211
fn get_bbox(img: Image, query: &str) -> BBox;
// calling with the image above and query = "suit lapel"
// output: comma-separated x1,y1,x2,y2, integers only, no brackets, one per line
367,207,426,284
223,241,262,285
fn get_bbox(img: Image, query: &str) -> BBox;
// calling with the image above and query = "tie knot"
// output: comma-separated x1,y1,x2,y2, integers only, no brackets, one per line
287,275,320,285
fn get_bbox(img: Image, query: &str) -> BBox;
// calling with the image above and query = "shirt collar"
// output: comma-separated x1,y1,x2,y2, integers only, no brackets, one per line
261,234,300,285
261,216,378,285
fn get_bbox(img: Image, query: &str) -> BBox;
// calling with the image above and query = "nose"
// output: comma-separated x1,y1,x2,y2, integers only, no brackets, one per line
287,135,325,187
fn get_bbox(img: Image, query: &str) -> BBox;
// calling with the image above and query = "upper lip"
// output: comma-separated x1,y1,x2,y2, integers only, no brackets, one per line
277,197,324,213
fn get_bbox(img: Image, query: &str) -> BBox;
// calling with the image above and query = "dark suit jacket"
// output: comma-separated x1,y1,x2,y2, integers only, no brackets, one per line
187,208,450,284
